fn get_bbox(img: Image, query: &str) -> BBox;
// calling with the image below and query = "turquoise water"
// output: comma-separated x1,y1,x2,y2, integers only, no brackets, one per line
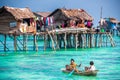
0,47,120,80
0,35,120,80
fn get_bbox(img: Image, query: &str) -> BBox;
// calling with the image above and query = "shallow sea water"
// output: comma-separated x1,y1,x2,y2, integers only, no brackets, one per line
0,46,120,80
0,35,120,80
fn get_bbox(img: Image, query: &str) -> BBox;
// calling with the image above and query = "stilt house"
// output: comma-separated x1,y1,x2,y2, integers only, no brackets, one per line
0,6,36,34
48,8,93,28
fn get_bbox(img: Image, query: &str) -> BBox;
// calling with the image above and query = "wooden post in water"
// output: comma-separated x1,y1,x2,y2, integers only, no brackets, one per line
23,34,27,51
83,34,86,48
53,33,59,50
90,33,92,48
107,33,115,47
85,34,88,48
106,33,108,47
92,34,95,48
80,34,82,48
14,35,17,51
75,33,78,49
48,35,50,48
88,34,90,48
33,34,38,51
95,34,98,47
67,34,70,48
4,34,7,52
81,34,84,48
64,32,67,49
98,34,102,47
44,34,47,51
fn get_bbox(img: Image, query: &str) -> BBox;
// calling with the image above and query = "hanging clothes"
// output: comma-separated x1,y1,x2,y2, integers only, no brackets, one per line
50,17,54,24
46,18,48,26
43,17,46,26
30,18,36,27
48,17,50,26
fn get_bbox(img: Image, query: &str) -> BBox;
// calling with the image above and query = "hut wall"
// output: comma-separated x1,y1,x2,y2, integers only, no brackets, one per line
0,10,17,33
52,10,68,23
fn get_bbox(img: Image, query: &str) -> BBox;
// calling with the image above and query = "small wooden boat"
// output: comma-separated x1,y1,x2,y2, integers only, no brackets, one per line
61,68,98,76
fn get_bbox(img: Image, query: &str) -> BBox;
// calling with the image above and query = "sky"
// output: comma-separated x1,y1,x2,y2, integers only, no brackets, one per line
0,0,120,26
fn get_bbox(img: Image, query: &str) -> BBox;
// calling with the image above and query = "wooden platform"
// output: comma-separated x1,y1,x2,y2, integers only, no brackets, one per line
0,28,116,51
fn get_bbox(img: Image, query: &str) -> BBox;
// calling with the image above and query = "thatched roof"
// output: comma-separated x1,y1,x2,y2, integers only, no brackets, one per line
0,6,35,20
49,8,93,21
34,12,51,17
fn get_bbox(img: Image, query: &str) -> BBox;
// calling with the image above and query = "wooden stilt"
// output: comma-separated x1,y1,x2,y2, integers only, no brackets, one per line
79,34,82,48
53,33,59,50
0,35,9,51
59,34,62,48
14,35,17,51
92,34,95,48
75,33,78,49
88,34,90,48
70,34,72,47
47,35,50,48
107,33,115,47
98,34,102,47
81,34,86,48
44,34,47,51
90,33,92,48
106,33,108,47
47,31,55,50
64,32,67,49
95,34,98,47
4,34,7,52
33,34,38,51
23,34,27,51
84,34,86,48
86,34,88,48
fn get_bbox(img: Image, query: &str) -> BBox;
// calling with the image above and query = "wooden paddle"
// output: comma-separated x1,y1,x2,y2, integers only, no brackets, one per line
68,69,75,76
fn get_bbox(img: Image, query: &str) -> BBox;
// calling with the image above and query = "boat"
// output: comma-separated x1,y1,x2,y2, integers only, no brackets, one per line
61,68,98,76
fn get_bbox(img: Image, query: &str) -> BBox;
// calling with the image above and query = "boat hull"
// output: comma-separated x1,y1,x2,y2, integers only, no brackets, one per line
61,68,98,76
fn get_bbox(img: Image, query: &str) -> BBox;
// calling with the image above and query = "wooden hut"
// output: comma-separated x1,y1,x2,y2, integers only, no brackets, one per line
0,6,36,34
48,8,93,28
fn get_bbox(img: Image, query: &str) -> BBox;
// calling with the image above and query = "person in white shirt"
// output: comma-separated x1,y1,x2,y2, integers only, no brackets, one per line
89,61,96,71
85,61,96,71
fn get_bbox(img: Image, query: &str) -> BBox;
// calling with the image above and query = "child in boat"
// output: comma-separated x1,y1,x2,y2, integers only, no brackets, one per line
69,59,79,72
85,61,96,71
65,65,72,71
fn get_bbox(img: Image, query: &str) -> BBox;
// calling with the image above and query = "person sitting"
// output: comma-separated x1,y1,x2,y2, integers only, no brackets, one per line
86,20,93,28
69,59,79,72
77,21,85,28
85,61,96,71
65,65,72,71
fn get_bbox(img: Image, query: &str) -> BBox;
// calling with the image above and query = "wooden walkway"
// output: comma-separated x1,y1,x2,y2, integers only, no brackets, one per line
0,28,116,51
44,28,115,50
